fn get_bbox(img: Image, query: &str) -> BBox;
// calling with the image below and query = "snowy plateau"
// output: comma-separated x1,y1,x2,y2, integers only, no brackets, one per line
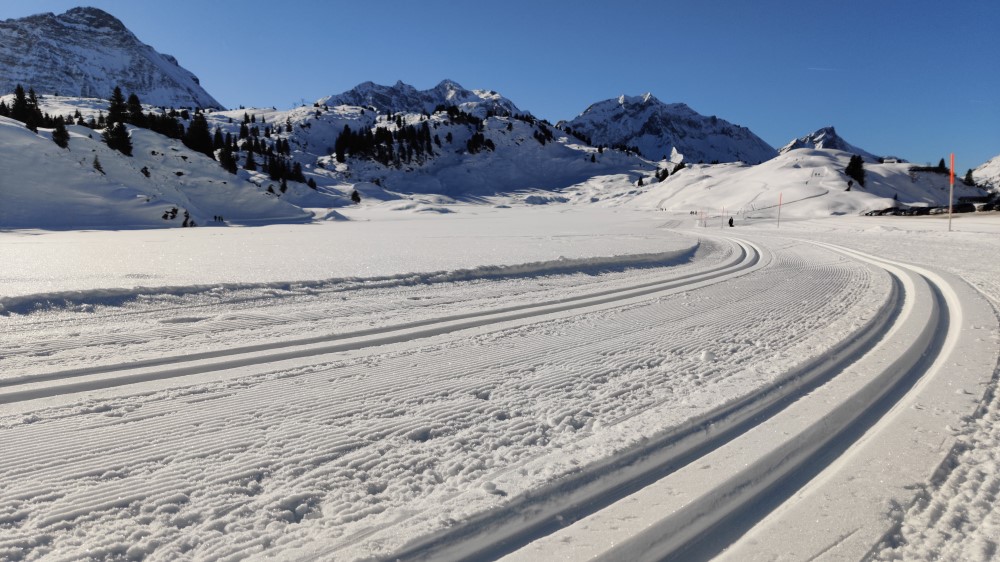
3,6,1000,562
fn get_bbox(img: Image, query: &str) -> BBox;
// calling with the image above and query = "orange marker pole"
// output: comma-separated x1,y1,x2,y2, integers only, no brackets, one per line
948,153,955,232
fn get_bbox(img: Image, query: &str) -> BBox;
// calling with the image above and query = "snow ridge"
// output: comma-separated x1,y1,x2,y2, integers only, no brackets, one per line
559,93,777,164
779,126,881,162
319,79,523,119
0,7,221,109
0,248,698,315
973,152,1000,190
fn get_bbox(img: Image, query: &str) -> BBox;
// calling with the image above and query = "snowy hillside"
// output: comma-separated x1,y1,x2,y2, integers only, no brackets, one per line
559,93,777,164
0,7,221,109
204,97,655,199
779,126,882,162
974,153,1000,191
630,147,988,217
319,80,522,119
0,115,310,228
2,206,999,561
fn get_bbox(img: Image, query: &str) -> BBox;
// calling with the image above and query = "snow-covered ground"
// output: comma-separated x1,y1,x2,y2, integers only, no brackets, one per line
1,205,998,561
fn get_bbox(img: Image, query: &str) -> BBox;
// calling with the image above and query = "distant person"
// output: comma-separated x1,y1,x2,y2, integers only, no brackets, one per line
728,217,734,227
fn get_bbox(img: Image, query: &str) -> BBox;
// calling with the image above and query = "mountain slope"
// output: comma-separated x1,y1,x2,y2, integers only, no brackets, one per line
319,80,522,118
0,115,311,228
559,94,776,164
629,147,987,218
973,153,1000,191
779,126,881,162
201,90,654,200
0,7,221,109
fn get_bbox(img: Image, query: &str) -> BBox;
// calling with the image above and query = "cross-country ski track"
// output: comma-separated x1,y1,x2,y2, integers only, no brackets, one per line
0,227,996,562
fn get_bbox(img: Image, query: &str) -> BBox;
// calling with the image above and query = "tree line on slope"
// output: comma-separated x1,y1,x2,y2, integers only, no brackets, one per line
1,84,311,188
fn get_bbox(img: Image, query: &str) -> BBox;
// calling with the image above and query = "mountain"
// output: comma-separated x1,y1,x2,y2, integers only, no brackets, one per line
558,93,777,164
779,127,881,162
629,147,988,218
973,154,1000,191
0,114,312,229
0,7,221,109
204,97,652,199
319,80,523,118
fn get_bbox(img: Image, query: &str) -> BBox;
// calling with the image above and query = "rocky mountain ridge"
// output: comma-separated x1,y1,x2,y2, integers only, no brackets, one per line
559,93,777,165
319,79,523,119
779,126,882,162
0,7,221,109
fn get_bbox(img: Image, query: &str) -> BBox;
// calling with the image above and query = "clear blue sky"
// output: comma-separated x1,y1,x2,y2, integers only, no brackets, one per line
2,0,998,171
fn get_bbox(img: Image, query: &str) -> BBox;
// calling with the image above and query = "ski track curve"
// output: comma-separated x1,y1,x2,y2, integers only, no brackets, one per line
0,240,755,405
0,235,898,561
502,239,997,562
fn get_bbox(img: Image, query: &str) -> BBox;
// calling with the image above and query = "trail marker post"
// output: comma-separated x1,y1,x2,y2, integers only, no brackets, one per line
948,153,954,232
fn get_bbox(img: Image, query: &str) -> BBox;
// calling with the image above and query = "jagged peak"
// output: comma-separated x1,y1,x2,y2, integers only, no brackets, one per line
615,93,658,107
434,79,464,90
780,126,879,162
565,93,776,164
0,6,222,108
320,79,521,117
59,6,129,33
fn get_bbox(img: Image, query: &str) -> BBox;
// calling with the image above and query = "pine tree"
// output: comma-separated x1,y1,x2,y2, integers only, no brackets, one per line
937,158,947,173
23,88,41,131
244,150,257,171
51,116,70,149
92,155,105,174
845,155,865,187
217,147,238,174
183,113,214,158
10,85,30,125
107,86,127,125
126,93,146,127
102,122,133,156
964,169,975,186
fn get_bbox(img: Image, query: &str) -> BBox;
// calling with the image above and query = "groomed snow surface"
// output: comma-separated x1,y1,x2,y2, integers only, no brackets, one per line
1,206,999,561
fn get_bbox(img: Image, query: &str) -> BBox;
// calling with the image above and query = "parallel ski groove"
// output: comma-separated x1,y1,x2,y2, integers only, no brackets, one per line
0,238,891,561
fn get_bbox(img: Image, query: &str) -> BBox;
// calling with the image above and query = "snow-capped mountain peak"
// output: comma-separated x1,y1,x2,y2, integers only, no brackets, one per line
779,126,880,162
318,79,523,118
0,7,222,108
560,93,775,164
973,153,1000,191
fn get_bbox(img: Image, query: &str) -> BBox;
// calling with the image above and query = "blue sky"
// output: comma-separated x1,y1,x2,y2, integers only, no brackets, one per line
2,0,997,171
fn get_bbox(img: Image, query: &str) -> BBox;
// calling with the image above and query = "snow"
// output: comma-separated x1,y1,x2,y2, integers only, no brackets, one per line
631,148,988,217
559,93,777,164
779,125,882,162
0,116,311,229
974,152,1000,191
0,8,220,108
2,202,999,561
318,79,523,119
